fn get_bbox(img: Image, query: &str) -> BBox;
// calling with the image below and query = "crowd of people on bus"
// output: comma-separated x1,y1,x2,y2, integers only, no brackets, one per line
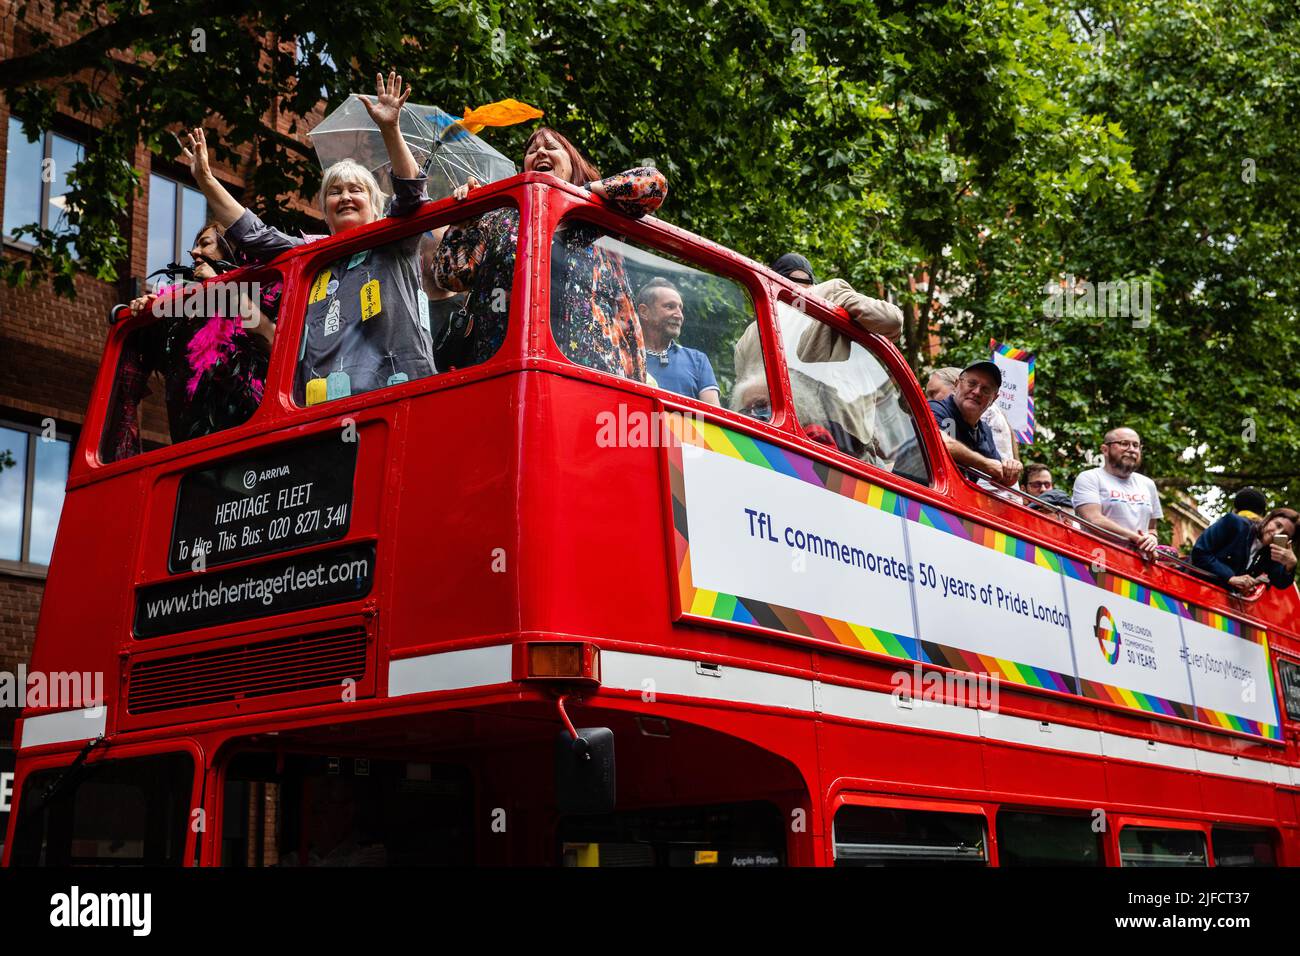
921,362,1295,592
116,70,1294,597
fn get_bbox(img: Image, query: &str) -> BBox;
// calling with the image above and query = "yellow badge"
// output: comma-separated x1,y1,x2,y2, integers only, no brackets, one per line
309,269,332,304
305,377,328,406
360,279,382,321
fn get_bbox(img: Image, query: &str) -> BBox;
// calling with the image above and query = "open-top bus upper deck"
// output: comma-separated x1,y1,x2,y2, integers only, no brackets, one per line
6,172,1299,867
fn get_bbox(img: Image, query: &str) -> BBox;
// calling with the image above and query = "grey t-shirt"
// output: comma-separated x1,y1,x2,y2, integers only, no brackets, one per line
224,175,436,404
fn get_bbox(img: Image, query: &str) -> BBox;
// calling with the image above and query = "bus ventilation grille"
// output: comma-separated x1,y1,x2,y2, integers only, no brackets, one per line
127,626,368,714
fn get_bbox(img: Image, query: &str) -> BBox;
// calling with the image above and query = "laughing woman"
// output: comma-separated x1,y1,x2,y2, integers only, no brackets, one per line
434,127,667,378
182,72,435,404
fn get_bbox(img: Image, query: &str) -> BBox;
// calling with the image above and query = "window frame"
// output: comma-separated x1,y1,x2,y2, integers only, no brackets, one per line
93,262,285,467
828,792,992,867
1113,816,1212,867
8,742,203,867
1209,824,1279,868
286,196,525,411
994,807,1107,867
772,290,935,488
0,417,74,574
543,209,778,422
2,117,86,253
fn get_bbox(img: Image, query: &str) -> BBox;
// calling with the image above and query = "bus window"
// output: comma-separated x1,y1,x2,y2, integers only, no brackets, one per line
1118,826,1208,867
548,219,763,408
996,810,1104,866
1211,827,1277,866
220,752,472,866
775,301,930,484
100,270,281,463
833,804,987,866
558,802,785,867
294,206,516,407
9,752,194,865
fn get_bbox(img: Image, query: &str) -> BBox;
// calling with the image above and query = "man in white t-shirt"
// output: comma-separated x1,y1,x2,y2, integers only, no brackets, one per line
1071,426,1163,555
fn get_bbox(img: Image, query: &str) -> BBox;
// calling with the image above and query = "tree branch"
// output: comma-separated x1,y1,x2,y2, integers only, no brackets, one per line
0,3,253,90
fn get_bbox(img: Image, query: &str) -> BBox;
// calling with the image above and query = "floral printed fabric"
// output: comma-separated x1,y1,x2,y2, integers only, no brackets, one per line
434,167,667,378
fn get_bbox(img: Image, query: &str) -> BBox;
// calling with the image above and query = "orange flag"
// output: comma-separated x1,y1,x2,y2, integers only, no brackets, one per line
458,99,543,135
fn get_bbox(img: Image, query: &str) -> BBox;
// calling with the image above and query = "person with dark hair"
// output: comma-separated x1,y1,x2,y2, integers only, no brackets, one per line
635,276,719,404
1192,506,1298,592
439,126,667,379
769,253,903,339
107,220,275,460
1023,463,1054,496
1232,487,1269,520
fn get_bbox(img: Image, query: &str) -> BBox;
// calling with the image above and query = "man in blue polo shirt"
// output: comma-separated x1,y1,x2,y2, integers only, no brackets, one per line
927,361,1022,487
636,277,721,405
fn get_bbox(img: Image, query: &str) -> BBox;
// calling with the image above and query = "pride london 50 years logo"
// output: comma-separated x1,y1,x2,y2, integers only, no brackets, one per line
1094,606,1121,664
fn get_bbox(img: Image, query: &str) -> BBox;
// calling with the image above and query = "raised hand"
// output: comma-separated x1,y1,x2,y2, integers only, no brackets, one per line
177,127,214,184
361,71,411,130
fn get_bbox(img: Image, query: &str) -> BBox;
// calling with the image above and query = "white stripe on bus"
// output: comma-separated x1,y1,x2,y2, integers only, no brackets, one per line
19,706,107,749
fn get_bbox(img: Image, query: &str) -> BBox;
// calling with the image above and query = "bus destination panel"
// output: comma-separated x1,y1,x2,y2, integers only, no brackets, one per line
169,434,358,573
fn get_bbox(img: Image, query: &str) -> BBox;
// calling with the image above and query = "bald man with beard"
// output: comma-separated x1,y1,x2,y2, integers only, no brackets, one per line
1071,426,1163,555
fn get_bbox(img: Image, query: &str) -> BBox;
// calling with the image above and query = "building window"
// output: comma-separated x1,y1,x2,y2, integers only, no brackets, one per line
3,117,84,253
0,421,72,567
147,173,209,288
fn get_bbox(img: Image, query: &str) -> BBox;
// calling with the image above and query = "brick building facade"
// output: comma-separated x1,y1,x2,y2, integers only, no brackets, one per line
0,8,322,843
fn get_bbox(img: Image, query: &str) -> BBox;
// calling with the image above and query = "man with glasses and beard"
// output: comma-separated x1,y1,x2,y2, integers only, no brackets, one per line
1071,427,1163,555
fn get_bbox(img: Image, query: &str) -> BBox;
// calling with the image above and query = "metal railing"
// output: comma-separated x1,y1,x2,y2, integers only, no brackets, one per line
958,466,1255,600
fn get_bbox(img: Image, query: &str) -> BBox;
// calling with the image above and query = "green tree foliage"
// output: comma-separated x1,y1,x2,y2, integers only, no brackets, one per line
0,0,1294,502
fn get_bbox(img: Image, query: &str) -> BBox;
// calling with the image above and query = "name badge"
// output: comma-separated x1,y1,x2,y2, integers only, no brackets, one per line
309,269,331,304
361,279,382,321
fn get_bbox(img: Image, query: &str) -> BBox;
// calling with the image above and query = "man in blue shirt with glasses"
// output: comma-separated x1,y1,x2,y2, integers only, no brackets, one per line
636,277,721,405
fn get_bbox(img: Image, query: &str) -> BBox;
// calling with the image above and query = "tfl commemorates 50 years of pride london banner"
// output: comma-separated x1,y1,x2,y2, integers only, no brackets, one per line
664,414,1281,740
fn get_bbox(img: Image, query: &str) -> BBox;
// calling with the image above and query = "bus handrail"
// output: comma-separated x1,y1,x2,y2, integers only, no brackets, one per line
958,466,1256,600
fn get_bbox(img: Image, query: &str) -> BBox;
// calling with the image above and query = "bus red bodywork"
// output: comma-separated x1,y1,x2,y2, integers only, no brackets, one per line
5,172,1298,867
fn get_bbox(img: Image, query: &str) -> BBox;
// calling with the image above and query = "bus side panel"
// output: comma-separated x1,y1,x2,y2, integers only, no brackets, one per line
1197,772,1277,823
516,373,819,675
20,471,146,735
980,739,1109,805
817,719,988,793
382,374,525,660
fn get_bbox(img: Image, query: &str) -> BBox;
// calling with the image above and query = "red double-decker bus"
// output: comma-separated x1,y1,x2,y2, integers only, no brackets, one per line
4,172,1299,867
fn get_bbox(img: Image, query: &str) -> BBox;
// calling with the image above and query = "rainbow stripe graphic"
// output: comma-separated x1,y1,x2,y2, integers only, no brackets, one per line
1183,606,1280,739
1061,562,1191,618
666,414,916,659
1076,678,1197,721
990,339,1035,443
921,642,1077,695
665,413,1279,740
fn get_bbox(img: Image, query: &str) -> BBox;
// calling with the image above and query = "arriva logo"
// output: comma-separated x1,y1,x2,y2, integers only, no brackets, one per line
1095,606,1120,664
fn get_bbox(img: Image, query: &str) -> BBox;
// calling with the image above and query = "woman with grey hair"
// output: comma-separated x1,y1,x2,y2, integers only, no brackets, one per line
180,72,435,404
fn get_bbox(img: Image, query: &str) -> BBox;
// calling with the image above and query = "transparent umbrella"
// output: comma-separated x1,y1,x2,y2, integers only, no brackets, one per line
309,94,518,201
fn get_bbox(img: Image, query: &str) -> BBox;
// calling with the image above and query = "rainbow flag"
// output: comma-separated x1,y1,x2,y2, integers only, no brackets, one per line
990,339,1035,444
